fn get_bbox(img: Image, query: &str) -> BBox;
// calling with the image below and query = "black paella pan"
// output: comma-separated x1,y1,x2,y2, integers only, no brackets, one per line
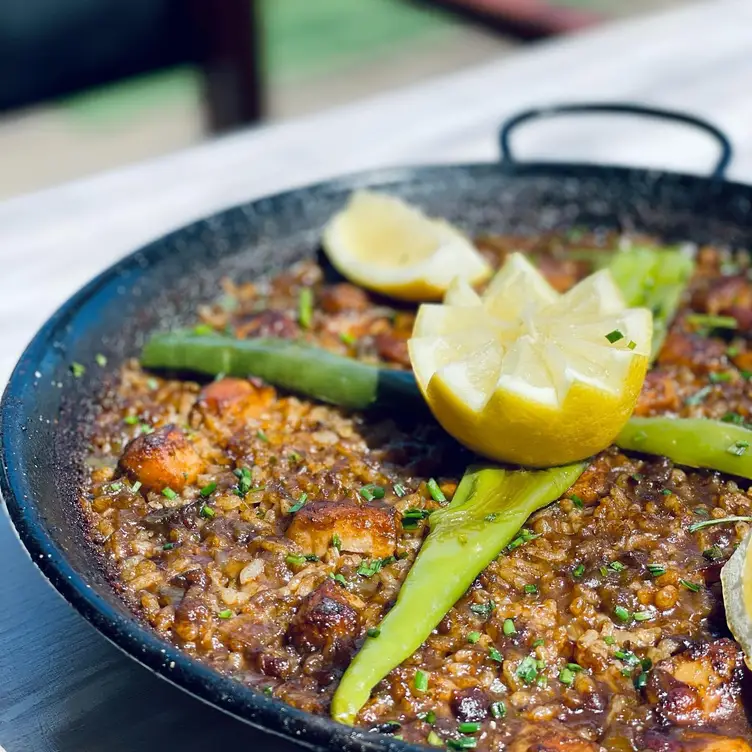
2,103,752,752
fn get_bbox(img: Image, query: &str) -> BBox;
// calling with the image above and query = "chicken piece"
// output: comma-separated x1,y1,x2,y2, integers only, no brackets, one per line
194,377,275,426
509,724,598,752
646,639,744,727
119,424,203,493
692,275,752,329
657,331,726,372
235,309,298,339
286,579,362,664
285,501,397,559
319,283,370,314
635,369,682,416
643,730,752,752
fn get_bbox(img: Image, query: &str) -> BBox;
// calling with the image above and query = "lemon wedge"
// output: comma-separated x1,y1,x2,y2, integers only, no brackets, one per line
408,253,652,467
722,529,752,670
322,191,492,301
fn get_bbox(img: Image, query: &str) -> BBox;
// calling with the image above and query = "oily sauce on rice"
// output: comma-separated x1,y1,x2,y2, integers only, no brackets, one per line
82,233,752,751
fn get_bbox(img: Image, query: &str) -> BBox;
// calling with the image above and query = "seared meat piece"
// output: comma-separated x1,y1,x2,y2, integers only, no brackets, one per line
194,377,275,425
635,369,682,415
509,725,598,752
657,331,726,373
235,309,298,339
646,639,744,727
565,455,612,505
374,332,410,367
692,275,752,329
286,579,361,664
319,283,370,313
119,424,203,493
451,686,489,722
644,730,752,752
535,256,589,293
285,501,397,558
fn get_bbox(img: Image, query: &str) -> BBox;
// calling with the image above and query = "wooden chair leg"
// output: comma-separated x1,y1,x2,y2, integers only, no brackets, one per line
188,0,264,134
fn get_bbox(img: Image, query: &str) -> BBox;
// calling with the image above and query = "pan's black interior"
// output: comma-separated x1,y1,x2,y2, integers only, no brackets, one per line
3,162,752,751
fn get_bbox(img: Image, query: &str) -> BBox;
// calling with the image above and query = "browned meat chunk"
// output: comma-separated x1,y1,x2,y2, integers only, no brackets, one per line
451,686,489,722
692,275,752,329
286,579,361,664
657,331,726,372
536,256,588,293
374,332,410,367
635,369,682,415
644,731,752,752
119,425,203,493
646,639,744,727
285,501,397,559
319,283,370,314
566,455,612,505
509,725,598,752
195,377,275,424
235,309,298,339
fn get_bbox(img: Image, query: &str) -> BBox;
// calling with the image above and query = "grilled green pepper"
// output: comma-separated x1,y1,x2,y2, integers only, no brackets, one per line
330,462,585,724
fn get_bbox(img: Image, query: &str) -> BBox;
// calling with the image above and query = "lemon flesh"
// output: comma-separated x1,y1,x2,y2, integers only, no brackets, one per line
322,191,492,301
722,529,752,670
408,253,652,467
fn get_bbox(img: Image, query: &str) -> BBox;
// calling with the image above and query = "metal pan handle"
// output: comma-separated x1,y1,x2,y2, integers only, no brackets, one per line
499,102,733,179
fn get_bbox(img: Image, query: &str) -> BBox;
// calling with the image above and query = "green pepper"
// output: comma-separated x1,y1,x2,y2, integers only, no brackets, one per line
330,462,585,724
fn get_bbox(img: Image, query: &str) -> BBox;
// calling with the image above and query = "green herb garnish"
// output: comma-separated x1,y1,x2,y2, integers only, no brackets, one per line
427,478,446,503
689,515,752,533
360,483,385,501
679,578,701,592
613,605,630,623
298,288,313,329
161,487,177,500
414,669,429,692
200,482,217,497
70,362,86,378
289,493,308,513
606,330,624,343
95,353,107,367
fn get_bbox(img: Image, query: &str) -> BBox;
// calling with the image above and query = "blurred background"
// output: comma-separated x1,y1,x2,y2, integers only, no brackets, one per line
0,0,691,200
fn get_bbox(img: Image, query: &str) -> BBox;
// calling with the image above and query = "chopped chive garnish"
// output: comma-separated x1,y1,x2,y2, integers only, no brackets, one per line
503,618,517,637
604,636,616,645
263,686,273,697
304,553,319,562
162,487,177,500
662,489,672,495
610,561,626,572
332,533,342,550
234,466,253,497
507,528,540,551
647,564,666,577
218,609,232,619
330,573,348,587
199,504,215,519
427,478,446,503
289,493,308,513
614,650,640,666
606,330,624,343
627,340,637,350
146,378,159,390
109,482,123,492
123,415,139,425
728,345,740,357
694,507,709,517
727,440,750,456
613,605,631,623
532,639,545,648
633,611,652,622
192,324,215,336
286,554,306,566
570,494,584,509
722,412,746,425
703,545,724,561
298,288,313,329
357,557,395,577
393,483,407,498
516,656,538,683
687,313,738,329
688,515,752,533
447,738,477,750
467,631,481,644
427,730,443,747
485,513,498,522
256,430,269,442
70,362,86,378
488,646,503,663
599,566,609,577
743,370,752,380
458,722,481,734
685,385,713,406
162,542,175,550
567,663,583,672
339,331,357,346
414,669,429,692
490,701,506,719
469,600,495,618
131,481,142,493
200,482,217,497
359,483,385,501
679,578,701,592
634,672,649,690
710,371,732,383
558,667,575,686
620,667,633,677
419,710,436,725
95,353,107,367
572,564,585,579
523,584,538,595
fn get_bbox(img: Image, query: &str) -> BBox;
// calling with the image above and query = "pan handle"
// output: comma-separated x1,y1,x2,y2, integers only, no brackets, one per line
499,102,733,179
